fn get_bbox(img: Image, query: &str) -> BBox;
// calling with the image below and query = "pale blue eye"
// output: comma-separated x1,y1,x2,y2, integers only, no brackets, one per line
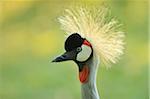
76,47,82,52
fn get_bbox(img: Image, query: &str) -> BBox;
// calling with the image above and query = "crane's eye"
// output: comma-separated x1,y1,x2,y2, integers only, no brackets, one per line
76,47,82,52
76,45,92,62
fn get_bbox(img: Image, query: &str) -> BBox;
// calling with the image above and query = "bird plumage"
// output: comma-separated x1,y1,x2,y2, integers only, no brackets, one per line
81,51,100,99
53,6,125,99
58,6,125,67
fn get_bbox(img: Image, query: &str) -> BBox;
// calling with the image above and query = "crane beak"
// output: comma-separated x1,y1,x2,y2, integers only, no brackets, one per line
52,50,76,62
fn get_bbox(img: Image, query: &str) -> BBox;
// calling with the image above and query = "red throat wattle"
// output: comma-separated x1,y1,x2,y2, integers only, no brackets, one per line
79,65,89,83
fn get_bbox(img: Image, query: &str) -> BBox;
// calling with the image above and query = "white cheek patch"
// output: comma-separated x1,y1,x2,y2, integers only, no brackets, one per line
76,45,92,62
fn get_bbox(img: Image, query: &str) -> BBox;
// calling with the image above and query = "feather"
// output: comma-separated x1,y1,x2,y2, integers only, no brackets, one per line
58,6,125,67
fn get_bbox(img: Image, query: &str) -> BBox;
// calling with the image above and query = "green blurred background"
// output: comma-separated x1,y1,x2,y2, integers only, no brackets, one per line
0,0,148,99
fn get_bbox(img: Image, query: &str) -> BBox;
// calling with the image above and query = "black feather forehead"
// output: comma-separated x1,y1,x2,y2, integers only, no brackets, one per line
65,33,84,51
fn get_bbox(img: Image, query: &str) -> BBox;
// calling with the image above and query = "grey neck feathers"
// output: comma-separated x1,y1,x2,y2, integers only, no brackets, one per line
81,52,100,99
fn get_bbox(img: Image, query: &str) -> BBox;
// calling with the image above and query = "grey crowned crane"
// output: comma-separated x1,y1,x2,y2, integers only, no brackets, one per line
52,7,125,99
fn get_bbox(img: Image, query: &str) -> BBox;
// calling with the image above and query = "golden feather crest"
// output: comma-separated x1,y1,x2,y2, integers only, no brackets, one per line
58,6,125,67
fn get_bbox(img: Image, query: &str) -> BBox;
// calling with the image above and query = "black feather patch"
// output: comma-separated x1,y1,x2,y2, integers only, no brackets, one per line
65,33,84,51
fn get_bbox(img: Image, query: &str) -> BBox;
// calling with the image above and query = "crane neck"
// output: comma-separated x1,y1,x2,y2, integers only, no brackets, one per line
81,52,100,99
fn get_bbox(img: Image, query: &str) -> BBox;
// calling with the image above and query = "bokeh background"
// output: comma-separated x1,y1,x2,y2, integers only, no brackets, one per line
0,0,148,99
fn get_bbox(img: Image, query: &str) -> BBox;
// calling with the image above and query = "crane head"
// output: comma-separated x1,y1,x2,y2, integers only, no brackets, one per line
52,6,125,83
52,33,93,83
